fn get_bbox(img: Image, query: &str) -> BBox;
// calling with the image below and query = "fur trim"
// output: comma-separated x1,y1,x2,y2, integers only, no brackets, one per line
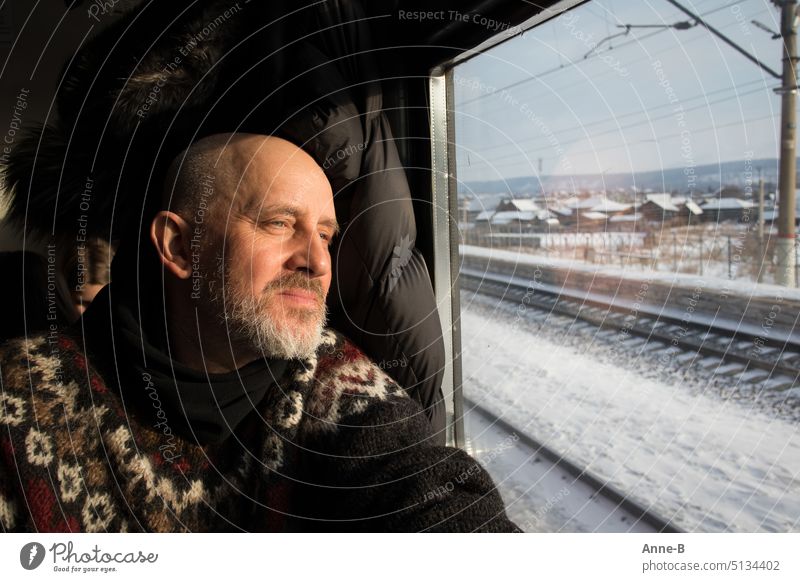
3,0,370,241
3,1,253,240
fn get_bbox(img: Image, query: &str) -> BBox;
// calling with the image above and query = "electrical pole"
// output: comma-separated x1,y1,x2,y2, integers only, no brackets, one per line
758,168,765,244
665,0,796,285
776,0,798,287
758,168,766,282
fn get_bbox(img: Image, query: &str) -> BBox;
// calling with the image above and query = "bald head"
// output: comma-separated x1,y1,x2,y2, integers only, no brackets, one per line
163,133,330,222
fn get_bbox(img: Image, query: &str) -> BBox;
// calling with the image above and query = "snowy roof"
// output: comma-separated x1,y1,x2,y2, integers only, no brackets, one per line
552,207,574,216
644,194,680,212
589,199,632,213
560,196,580,208
492,210,536,224
609,214,642,222
475,210,495,221
683,200,704,215
701,198,755,210
503,198,540,211
565,196,605,209
465,194,505,212
581,211,608,220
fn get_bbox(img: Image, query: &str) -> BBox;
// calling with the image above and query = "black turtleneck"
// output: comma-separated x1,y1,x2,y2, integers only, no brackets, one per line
78,276,288,446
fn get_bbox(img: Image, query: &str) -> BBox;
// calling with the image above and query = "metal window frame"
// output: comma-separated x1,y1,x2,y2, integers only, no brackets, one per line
429,71,464,448
428,0,589,450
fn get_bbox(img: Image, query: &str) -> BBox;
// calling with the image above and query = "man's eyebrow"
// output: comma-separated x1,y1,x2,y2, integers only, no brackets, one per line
249,203,340,235
319,217,340,235
251,203,299,218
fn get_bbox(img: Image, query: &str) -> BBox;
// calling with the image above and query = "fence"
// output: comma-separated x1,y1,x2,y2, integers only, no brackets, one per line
458,223,800,286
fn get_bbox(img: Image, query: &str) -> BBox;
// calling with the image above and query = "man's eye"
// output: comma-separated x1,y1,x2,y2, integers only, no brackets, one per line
265,220,288,228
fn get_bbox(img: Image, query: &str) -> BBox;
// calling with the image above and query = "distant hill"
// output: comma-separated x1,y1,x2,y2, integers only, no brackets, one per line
460,158,790,196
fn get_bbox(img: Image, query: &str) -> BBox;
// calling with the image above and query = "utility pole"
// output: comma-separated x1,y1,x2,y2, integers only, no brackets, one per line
776,0,798,287
758,168,766,282
664,0,796,285
758,168,765,244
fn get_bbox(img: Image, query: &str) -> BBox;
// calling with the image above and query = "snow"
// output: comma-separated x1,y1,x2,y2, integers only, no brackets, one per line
460,302,800,532
581,211,608,220
589,200,632,213
609,214,641,222
503,199,540,212
701,198,755,210
459,244,800,301
683,200,704,215
563,196,605,209
478,232,647,247
645,194,680,212
491,210,536,224
460,265,800,345
464,407,658,532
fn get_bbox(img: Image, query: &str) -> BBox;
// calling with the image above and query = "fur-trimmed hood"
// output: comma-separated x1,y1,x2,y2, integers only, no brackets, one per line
2,1,296,242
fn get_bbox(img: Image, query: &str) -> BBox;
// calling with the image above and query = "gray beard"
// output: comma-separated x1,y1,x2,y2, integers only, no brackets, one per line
205,258,327,360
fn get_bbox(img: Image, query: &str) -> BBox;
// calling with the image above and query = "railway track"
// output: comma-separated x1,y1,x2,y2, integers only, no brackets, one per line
457,267,799,532
460,268,800,388
464,397,682,533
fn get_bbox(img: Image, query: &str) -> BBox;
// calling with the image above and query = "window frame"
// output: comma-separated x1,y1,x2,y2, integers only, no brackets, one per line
426,0,590,449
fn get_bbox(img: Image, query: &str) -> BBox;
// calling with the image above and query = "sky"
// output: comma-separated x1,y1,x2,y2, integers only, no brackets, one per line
453,0,790,183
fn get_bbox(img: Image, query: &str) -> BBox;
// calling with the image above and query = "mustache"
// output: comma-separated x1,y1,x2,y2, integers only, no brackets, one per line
262,273,325,303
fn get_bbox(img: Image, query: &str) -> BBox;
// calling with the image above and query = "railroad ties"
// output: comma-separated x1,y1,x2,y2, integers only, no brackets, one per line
458,256,799,418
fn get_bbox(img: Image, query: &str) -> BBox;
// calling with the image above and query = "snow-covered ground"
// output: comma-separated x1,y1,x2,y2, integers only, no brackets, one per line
481,231,648,248
460,291,800,532
465,405,662,533
461,244,800,301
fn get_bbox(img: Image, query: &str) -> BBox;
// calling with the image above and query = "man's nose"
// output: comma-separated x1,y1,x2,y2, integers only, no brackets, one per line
287,230,330,278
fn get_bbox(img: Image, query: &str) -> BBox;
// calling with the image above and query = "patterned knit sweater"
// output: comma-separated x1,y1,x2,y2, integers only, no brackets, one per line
0,329,519,532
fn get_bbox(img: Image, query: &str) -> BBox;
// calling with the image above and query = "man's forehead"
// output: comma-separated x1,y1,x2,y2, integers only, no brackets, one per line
199,134,333,212
230,169,336,228
235,188,334,214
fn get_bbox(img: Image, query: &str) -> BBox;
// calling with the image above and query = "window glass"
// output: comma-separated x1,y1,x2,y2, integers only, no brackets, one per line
453,0,799,532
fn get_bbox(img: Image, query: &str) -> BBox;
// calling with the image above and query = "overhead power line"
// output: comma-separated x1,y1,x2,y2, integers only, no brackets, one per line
662,0,781,78
463,113,779,172
457,1,762,107
459,7,773,121
459,83,773,163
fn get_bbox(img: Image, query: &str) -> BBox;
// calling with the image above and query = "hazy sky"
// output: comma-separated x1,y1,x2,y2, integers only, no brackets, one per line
453,0,789,183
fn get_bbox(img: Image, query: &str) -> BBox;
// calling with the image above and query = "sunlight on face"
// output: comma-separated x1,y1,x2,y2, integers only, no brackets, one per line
197,136,336,360
208,257,328,360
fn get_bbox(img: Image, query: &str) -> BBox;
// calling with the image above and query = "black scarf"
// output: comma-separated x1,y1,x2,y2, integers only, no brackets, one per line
79,273,288,446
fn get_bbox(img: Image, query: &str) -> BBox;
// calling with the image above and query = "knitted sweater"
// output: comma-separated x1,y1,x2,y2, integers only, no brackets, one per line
0,329,519,532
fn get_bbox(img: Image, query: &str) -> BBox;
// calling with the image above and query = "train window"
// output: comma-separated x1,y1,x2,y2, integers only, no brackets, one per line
444,0,799,532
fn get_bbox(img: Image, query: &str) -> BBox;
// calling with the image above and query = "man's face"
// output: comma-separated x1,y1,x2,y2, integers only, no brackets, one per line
200,137,337,360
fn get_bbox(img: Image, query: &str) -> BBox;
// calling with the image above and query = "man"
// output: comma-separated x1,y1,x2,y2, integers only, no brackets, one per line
0,133,519,532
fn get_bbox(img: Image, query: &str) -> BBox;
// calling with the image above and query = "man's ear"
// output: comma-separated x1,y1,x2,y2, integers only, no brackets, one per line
150,211,193,279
